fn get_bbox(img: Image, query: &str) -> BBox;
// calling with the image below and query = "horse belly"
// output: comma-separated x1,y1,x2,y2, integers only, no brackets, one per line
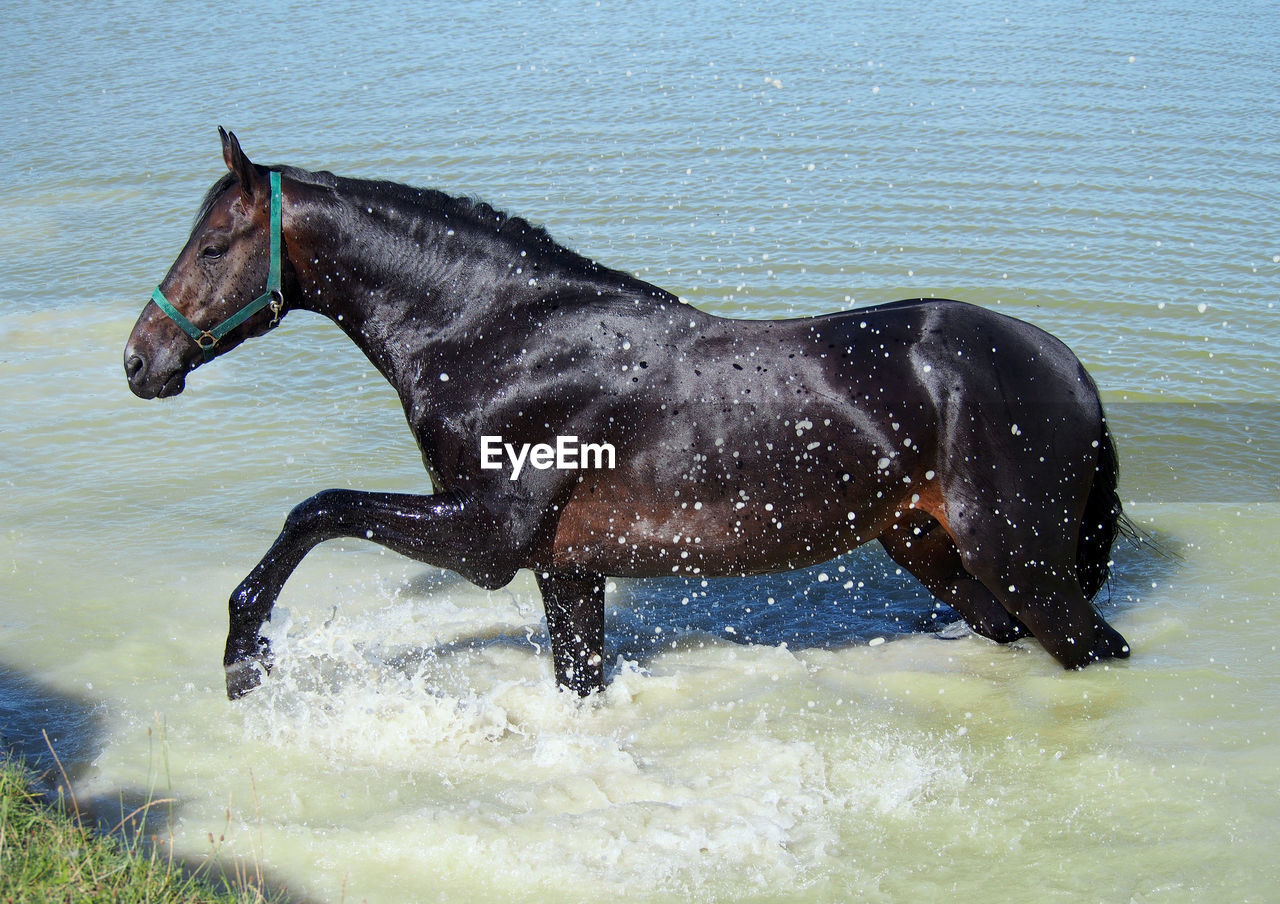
547,442,908,578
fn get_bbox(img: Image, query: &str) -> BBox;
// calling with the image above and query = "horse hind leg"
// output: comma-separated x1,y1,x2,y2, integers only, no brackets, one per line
950,508,1130,669
879,512,1031,644
991,569,1130,669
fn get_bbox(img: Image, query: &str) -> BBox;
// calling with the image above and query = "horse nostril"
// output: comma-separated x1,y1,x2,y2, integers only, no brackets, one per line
125,353,146,382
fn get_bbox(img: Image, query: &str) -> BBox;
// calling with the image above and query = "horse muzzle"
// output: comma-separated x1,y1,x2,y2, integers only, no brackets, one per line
124,346,189,399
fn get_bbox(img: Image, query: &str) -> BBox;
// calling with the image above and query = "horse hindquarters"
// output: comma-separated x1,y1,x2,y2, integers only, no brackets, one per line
919,310,1130,667
936,436,1129,667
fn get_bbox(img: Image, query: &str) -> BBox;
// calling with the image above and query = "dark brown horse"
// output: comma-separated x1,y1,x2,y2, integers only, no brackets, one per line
125,130,1130,699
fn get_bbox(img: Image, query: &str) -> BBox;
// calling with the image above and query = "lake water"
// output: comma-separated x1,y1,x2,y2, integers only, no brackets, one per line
2,1,1278,901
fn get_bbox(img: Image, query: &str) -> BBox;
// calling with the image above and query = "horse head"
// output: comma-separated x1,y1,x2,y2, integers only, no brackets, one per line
124,128,287,399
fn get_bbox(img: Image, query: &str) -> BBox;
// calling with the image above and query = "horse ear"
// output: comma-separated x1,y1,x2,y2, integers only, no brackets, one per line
219,127,260,198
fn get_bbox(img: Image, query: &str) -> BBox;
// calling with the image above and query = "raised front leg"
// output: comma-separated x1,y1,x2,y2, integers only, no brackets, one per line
225,489,525,698
535,569,606,696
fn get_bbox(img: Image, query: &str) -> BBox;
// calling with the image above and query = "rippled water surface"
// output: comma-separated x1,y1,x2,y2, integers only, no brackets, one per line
2,2,1278,902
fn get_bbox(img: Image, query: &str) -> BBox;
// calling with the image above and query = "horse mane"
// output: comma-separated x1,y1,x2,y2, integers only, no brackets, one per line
195,164,663,297
193,172,238,227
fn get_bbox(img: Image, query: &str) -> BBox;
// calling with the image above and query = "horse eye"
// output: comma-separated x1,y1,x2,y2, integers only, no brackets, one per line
200,245,226,260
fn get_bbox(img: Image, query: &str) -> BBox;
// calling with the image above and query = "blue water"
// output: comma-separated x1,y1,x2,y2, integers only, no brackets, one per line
2,2,1278,902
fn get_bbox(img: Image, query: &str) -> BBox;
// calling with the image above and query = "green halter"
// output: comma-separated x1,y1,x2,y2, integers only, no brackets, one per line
150,170,283,358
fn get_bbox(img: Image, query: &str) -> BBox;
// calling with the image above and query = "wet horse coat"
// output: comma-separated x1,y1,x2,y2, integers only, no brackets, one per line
125,131,1130,698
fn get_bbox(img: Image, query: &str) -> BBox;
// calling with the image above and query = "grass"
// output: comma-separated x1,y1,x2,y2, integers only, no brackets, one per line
0,751,285,903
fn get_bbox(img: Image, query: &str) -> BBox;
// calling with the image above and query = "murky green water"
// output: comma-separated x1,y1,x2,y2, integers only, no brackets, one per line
2,2,1278,901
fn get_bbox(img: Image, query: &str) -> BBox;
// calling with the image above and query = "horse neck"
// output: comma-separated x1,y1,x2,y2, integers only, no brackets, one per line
284,182,671,398
286,192,513,387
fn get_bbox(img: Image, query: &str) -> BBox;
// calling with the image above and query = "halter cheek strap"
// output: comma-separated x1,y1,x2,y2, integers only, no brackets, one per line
151,170,283,359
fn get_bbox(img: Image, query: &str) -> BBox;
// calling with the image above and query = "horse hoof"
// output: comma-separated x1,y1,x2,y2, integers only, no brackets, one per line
225,658,267,699
1092,622,1131,662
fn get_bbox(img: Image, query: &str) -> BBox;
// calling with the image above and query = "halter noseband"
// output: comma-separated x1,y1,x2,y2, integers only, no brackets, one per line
150,170,283,359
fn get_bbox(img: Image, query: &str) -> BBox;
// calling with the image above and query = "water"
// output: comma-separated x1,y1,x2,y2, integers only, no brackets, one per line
2,1,1278,901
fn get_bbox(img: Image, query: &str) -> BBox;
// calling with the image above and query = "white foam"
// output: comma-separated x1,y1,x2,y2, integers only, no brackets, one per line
229,588,972,897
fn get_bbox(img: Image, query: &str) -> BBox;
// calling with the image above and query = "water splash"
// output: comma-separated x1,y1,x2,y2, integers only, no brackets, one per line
232,586,973,899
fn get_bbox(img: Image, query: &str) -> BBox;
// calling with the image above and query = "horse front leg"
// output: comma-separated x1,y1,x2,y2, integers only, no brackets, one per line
224,489,520,699
534,569,606,696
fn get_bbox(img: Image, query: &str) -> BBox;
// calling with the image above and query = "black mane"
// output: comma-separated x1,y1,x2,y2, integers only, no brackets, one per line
193,172,237,228
199,165,662,296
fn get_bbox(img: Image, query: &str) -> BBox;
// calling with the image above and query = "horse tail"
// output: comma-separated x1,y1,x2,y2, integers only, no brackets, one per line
1076,408,1126,600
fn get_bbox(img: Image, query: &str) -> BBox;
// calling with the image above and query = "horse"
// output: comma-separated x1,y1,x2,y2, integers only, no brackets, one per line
124,130,1131,700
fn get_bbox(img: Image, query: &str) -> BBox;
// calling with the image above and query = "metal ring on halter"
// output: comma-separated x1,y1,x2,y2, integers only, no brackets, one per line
268,288,284,328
